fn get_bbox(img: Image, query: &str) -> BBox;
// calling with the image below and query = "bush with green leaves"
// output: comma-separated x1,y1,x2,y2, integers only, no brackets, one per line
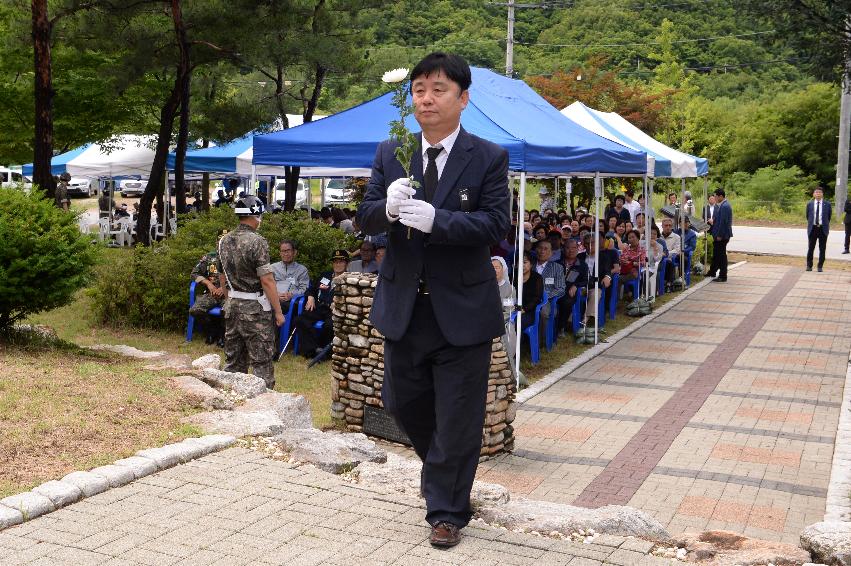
90,207,356,331
0,188,99,330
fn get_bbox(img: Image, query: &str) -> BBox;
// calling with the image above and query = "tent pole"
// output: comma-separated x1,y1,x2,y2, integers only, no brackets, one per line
645,156,655,300
251,165,257,197
703,176,709,270
514,172,527,388
594,173,601,345
320,178,327,209
680,177,686,285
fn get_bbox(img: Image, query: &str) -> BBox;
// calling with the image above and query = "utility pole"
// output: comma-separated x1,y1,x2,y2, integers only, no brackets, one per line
836,19,851,219
490,1,558,78
506,0,515,77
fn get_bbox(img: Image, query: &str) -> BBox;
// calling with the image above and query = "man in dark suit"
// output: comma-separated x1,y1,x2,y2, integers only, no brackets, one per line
357,53,510,548
707,188,733,282
702,194,717,223
805,187,831,272
844,197,851,254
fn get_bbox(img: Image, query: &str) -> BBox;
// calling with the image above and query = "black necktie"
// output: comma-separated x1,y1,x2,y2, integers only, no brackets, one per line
816,201,821,226
424,146,441,203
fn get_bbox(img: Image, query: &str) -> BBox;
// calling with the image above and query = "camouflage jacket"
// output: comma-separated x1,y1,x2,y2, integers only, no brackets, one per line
190,251,222,291
214,223,273,295
55,181,69,205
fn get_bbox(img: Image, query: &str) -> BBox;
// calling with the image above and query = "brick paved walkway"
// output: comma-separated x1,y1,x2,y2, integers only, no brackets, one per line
0,448,671,566
477,264,851,545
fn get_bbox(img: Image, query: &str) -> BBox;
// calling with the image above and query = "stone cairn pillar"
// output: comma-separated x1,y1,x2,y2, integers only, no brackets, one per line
329,273,516,456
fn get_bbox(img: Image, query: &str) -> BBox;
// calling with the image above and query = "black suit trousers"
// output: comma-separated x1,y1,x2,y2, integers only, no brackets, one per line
382,294,491,528
807,226,828,268
709,238,729,277
844,223,850,252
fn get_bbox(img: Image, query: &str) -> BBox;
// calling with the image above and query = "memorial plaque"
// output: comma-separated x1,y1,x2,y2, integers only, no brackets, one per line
363,405,411,445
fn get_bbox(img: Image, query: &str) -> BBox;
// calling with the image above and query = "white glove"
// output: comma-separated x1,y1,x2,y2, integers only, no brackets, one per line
385,177,415,220
398,198,436,234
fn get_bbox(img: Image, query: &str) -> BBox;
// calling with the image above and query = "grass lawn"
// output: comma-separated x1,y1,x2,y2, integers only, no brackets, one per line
0,343,201,498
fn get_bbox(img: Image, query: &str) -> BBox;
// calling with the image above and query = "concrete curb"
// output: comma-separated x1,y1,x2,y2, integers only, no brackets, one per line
516,261,748,404
0,434,235,531
825,350,851,521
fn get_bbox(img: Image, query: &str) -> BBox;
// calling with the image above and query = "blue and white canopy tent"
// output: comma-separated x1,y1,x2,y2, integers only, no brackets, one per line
254,67,651,375
562,101,712,292
22,135,156,178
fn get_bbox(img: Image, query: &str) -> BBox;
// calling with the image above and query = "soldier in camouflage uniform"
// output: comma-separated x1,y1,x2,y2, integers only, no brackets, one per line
55,172,71,211
189,243,226,345
215,195,285,388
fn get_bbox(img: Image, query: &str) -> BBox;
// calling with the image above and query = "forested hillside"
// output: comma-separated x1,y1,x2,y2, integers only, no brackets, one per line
0,0,841,218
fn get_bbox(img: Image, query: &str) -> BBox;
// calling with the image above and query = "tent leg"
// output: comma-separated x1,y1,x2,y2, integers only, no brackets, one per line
703,176,709,270
514,172,527,389
250,165,257,197
594,173,601,346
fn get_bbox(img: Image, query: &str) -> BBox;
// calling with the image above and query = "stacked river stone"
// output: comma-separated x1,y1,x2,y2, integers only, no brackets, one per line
329,273,516,456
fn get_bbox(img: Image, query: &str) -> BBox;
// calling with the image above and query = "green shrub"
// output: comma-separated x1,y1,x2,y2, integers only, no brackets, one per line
729,165,815,214
89,208,355,331
0,188,99,330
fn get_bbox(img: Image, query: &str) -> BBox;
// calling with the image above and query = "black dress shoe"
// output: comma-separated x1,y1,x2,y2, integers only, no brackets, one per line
429,522,461,547
818,266,823,272
806,266,812,271
713,277,727,282
843,250,850,254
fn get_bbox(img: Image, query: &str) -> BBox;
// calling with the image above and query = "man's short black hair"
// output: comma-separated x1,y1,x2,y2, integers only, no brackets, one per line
535,238,551,250
714,188,726,197
411,52,472,92
614,195,625,204
279,239,298,251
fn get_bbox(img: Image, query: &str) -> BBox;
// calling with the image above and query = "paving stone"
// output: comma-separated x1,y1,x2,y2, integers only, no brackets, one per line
0,492,55,520
135,443,195,469
112,456,159,479
237,391,313,429
90,465,136,488
61,471,110,497
271,429,387,474
31,481,83,509
200,368,267,398
171,375,233,410
0,504,25,529
183,410,285,437
191,353,221,370
801,521,851,566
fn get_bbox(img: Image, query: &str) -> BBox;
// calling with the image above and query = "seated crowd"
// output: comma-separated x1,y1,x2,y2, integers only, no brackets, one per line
490,188,701,371
190,188,701,371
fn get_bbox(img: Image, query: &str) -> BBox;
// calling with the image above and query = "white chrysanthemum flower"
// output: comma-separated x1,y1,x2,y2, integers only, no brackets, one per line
382,68,409,83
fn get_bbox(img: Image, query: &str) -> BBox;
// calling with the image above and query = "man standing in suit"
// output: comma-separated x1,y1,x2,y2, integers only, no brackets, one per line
702,194,717,223
843,197,851,254
707,188,733,282
357,53,510,548
806,187,831,271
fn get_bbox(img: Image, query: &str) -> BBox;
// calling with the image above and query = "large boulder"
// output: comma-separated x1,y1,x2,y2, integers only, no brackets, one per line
236,391,312,429
353,452,509,506
200,368,266,398
142,354,193,371
90,344,165,358
477,498,670,540
183,410,284,437
271,429,386,474
801,522,851,566
191,353,221,370
171,375,234,410
672,531,812,565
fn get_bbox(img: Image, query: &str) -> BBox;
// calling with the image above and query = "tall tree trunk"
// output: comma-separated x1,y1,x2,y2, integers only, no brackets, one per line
284,63,326,211
201,139,211,211
137,82,180,245
31,0,56,200
172,0,191,215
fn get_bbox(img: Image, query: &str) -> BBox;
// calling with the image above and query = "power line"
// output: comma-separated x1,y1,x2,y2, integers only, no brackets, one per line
363,29,776,53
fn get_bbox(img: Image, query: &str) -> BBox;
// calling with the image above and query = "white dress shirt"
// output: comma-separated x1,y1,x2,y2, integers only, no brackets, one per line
421,124,461,181
814,199,822,226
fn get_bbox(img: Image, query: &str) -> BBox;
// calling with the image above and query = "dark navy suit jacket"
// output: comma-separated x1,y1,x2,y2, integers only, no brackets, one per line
709,199,733,239
806,199,832,235
356,128,511,346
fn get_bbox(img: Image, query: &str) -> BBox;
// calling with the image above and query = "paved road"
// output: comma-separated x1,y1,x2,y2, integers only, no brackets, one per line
726,225,850,261
477,263,851,545
0,448,668,566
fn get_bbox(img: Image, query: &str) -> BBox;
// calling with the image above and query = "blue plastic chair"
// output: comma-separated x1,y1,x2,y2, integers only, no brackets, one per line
545,294,559,352
277,294,305,357
186,281,223,342
624,264,641,302
511,292,547,364
292,296,327,355
657,259,668,296
684,250,693,286
607,273,620,320
571,287,606,333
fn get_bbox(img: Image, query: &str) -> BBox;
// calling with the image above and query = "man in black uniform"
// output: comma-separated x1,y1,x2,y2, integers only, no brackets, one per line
293,249,350,359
